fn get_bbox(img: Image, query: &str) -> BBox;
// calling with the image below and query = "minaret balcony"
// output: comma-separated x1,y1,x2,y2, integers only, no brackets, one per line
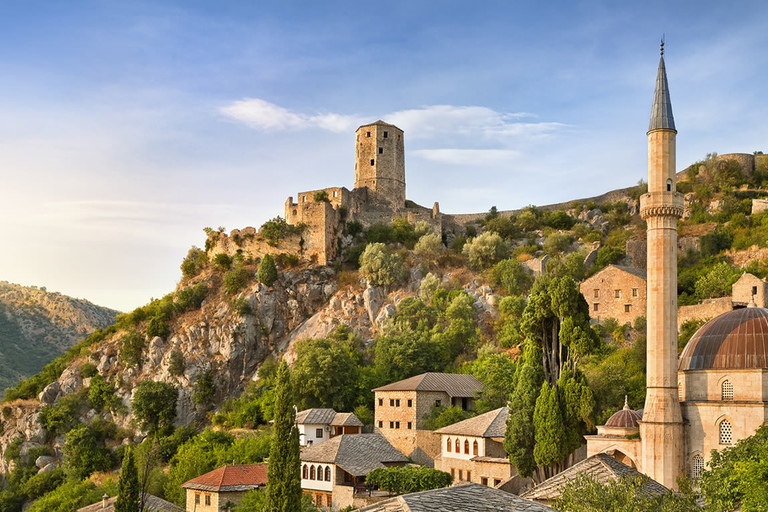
639,192,684,220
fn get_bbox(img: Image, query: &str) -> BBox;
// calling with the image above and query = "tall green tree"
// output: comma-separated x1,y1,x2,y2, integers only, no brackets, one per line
265,361,301,512
533,383,567,479
258,254,278,287
115,447,140,512
504,363,542,479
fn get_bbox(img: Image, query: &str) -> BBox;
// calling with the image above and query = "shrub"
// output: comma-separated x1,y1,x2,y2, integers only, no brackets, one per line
366,466,452,494
257,254,278,287
345,220,364,237
485,216,518,238
231,297,253,316
39,394,84,436
414,233,443,262
546,210,575,230
80,363,98,378
146,317,170,339
224,265,251,295
63,425,113,480
390,218,419,248
4,437,23,462
180,246,207,278
273,253,299,268
168,350,185,377
121,332,146,366
176,282,208,312
419,273,441,303
259,217,294,246
543,232,574,256
213,253,233,271
313,190,330,202
359,243,407,287
489,259,533,296
88,375,118,411
194,371,216,411
462,232,509,269
132,381,178,433
595,246,625,268
694,262,740,301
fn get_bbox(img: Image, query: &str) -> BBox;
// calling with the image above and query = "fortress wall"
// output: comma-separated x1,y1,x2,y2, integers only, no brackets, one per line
677,297,733,329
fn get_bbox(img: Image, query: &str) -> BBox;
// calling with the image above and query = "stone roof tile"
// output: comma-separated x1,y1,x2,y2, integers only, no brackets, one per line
434,407,509,437
372,373,482,398
300,434,407,477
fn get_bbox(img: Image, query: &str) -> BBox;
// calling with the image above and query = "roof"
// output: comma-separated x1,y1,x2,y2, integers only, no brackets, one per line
357,120,402,131
521,453,669,502
295,408,363,427
372,373,483,398
331,412,364,427
181,464,268,492
581,265,646,285
648,54,676,132
78,494,182,512
679,306,768,371
358,483,554,512
300,434,407,477
604,398,641,428
434,407,509,437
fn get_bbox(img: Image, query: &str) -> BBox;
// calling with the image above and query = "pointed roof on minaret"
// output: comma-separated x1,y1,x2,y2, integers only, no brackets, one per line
648,40,676,132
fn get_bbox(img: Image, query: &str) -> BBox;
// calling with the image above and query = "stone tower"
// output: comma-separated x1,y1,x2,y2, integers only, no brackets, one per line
354,121,405,207
638,44,685,489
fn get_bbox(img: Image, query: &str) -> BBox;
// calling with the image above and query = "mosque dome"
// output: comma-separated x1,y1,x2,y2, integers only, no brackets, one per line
679,306,768,371
604,397,641,428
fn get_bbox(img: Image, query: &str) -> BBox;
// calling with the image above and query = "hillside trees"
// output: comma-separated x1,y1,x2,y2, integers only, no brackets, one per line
359,243,407,287
266,361,302,511
115,447,140,512
258,254,278,286
131,381,178,434
462,232,509,269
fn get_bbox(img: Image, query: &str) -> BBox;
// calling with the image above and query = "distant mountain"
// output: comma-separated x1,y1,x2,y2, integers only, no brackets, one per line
0,282,120,391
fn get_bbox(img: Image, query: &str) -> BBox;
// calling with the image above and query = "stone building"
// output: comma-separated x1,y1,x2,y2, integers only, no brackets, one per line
296,408,363,447
731,272,768,307
433,407,523,488
300,433,408,510
181,464,268,511
372,373,483,466
580,265,647,325
78,494,181,512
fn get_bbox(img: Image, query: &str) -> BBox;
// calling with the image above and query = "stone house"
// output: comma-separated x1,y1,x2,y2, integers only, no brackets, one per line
78,494,182,512
300,433,408,510
372,373,483,466
731,272,768,307
296,408,363,447
181,464,267,511
433,407,523,488
579,265,647,325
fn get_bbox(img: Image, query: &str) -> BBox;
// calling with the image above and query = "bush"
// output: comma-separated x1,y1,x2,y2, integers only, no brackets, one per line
80,363,98,378
489,259,533,296
313,190,330,202
224,265,251,295
359,243,408,287
694,261,740,301
181,246,207,278
345,220,364,237
462,232,509,269
231,297,253,316
39,394,84,436
88,375,118,411
259,216,295,246
213,253,233,271
595,246,625,268
146,317,170,339
419,273,441,303
414,233,443,262
63,425,113,480
543,232,574,256
257,254,278,287
546,210,575,230
176,282,209,312
194,371,216,411
168,350,185,377
485,216,518,238
366,466,452,494
132,381,178,433
120,332,146,367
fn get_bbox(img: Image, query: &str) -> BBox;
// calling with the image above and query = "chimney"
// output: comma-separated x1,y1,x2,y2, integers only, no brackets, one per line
102,494,109,509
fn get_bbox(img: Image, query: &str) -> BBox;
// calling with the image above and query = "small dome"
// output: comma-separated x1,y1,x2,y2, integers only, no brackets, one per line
604,397,641,428
679,307,768,371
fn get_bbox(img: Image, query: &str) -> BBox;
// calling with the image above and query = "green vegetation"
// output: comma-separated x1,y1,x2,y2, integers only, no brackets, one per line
554,474,699,511
422,404,471,430
259,216,301,246
366,466,452,494
462,232,509,269
131,381,178,433
115,447,140,512
258,254,278,286
359,243,407,287
180,246,208,278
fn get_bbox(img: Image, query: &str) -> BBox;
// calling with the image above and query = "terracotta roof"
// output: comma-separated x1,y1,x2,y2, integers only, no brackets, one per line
300,434,407,477
434,407,509,437
679,306,768,371
78,494,182,512
520,454,669,502
358,483,554,511
372,373,483,398
181,464,268,492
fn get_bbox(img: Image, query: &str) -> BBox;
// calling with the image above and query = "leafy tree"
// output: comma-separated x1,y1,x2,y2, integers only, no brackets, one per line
180,246,207,278
547,211,575,230
694,261,740,301
115,447,140,512
462,232,509,269
366,466,452,494
89,374,119,411
422,404,471,430
543,232,574,256
39,394,84,436
63,425,113,480
390,218,420,248
495,295,527,349
168,350,185,377
419,272,441,303
489,259,533,296
414,233,443,263
467,344,516,413
266,361,302,512
359,243,407,287
485,216,519,238
131,381,178,433
258,254,278,287
193,370,216,411
26,479,114,512
533,383,568,476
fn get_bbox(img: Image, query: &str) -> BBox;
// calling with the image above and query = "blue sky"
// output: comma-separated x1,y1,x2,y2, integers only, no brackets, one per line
1,0,767,311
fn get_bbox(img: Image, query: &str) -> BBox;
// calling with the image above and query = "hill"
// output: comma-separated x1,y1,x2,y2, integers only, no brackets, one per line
0,282,120,391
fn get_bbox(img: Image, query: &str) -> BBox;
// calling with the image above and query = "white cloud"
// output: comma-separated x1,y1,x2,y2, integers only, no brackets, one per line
219,98,364,133
411,148,520,165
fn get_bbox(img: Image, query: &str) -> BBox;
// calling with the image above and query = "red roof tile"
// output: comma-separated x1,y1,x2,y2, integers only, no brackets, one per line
182,464,268,492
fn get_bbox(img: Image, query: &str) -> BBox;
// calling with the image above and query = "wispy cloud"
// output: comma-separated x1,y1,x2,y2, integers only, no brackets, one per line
411,149,520,165
219,98,364,133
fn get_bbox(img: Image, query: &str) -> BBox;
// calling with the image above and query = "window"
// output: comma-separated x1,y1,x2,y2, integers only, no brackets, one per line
458,469,463,480
451,468,455,478
326,495,332,507
366,131,371,137
455,439,460,452
379,398,383,406
667,179,672,192
625,304,631,313
407,399,413,407
691,454,704,480
316,428,323,438
378,421,383,428
370,159,375,166
467,471,471,481
390,421,394,428
378,147,383,154
396,399,400,407
390,399,395,406
473,440,479,456
395,421,400,429
481,477,488,486
205,495,211,506
310,466,316,480
303,465,308,479
719,419,733,444
722,380,733,400
315,495,322,506
407,422,412,429
593,303,599,312
383,131,388,138
593,289,599,298
333,190,338,198
195,493,200,504
464,440,470,454
435,399,442,407
615,289,621,298
632,288,638,297
494,479,501,486
447,438,452,452
302,196,306,202
292,209,297,216
325,466,331,482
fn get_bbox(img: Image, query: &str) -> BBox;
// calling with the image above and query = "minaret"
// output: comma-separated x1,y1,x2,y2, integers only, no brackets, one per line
638,41,685,489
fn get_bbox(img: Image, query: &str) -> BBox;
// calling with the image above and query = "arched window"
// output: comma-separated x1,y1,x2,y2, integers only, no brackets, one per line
719,419,733,445
691,454,704,480
722,380,733,401
447,438,452,452
325,466,331,482
666,179,673,192
309,466,316,480
302,465,308,479
316,465,322,480
464,440,470,455
455,439,460,452
473,440,479,456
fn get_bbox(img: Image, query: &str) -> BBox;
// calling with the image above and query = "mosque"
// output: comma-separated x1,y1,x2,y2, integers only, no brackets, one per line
584,44,768,490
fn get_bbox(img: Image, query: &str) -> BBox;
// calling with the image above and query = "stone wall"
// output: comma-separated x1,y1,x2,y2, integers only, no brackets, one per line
580,266,647,325
732,273,768,307
677,297,733,329
752,199,768,215
435,455,516,487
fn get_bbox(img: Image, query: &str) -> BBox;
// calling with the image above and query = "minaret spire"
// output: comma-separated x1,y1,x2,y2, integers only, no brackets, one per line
649,38,676,133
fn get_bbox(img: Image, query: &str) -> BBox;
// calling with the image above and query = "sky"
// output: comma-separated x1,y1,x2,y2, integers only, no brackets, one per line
1,0,767,312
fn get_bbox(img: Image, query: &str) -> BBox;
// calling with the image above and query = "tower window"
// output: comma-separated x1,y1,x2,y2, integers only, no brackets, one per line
593,303,599,312
615,289,621,298
691,454,704,480
719,419,732,444
366,131,371,137
383,131,388,138
667,179,673,192
722,380,733,400
370,159,375,166
624,304,631,313
593,289,599,298
752,286,758,296
379,147,383,154
632,288,638,297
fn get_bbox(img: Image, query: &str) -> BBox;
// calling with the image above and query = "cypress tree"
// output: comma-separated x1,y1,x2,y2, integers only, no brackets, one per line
533,382,568,479
115,447,140,512
258,254,278,287
504,364,541,478
266,361,301,512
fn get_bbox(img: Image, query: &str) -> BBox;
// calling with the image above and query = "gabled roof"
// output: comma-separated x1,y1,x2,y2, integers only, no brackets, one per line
295,408,363,427
300,434,407,477
78,494,182,512
520,453,669,502
357,120,401,130
372,373,483,398
583,264,647,283
358,483,554,512
434,407,509,438
181,464,268,492
331,412,364,427
649,54,676,132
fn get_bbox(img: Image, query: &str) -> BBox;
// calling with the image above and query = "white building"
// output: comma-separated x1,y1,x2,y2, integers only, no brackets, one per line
296,408,363,447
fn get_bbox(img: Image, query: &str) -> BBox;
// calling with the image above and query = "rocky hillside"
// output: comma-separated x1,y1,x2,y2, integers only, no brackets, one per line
0,283,120,391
